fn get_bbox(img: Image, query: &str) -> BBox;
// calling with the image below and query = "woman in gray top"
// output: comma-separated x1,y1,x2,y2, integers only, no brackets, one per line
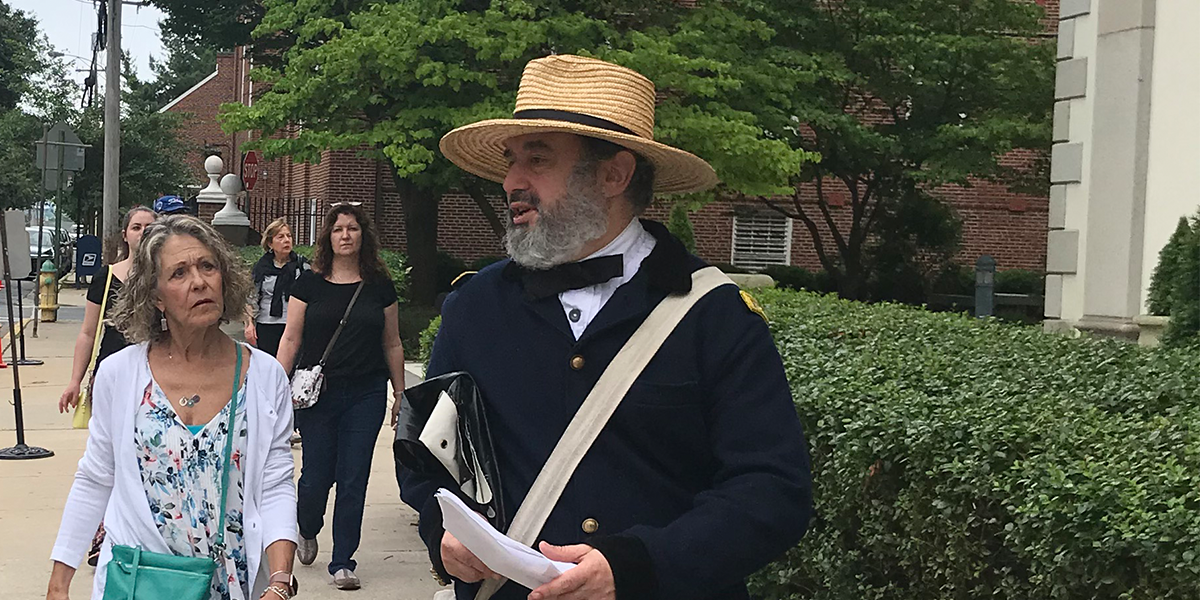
246,218,310,357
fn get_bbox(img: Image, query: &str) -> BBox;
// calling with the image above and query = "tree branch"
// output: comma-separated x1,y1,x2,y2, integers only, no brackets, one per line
781,189,840,278
461,179,506,242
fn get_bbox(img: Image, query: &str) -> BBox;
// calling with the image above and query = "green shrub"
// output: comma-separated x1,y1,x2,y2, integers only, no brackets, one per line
1147,217,1192,317
994,269,1044,295
762,265,835,293
418,314,442,362
379,248,410,301
751,289,1200,600
398,303,438,358
667,202,697,254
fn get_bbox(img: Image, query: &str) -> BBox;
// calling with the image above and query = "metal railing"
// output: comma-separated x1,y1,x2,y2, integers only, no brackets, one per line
244,197,321,246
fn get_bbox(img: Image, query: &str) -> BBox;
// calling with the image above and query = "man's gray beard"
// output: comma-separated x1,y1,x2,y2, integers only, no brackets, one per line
505,166,609,270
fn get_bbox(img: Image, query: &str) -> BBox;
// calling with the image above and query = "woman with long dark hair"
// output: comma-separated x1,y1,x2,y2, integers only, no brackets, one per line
276,203,406,590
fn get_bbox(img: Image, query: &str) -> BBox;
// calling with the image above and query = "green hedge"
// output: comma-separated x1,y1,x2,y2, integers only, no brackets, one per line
751,289,1200,600
1147,215,1199,345
419,314,442,362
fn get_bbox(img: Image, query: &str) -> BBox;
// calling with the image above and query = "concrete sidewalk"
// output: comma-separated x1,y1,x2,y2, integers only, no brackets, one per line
0,288,443,599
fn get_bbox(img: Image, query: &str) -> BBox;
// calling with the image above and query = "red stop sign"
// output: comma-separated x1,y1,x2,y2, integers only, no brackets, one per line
242,151,261,191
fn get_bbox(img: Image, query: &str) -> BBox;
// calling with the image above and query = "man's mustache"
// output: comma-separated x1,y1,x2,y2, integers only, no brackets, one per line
507,190,541,215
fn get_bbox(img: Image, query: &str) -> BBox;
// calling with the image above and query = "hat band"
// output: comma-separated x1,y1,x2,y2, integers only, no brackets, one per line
513,109,639,137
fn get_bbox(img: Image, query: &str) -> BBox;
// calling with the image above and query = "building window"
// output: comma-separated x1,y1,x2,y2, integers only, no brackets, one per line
731,212,792,270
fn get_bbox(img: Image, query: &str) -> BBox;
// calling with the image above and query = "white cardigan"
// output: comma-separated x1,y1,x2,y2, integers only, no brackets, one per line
51,343,298,600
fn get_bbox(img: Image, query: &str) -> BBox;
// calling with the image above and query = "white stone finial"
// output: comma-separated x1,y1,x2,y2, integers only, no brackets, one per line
205,155,224,175
198,155,226,204
213,173,250,226
220,173,243,196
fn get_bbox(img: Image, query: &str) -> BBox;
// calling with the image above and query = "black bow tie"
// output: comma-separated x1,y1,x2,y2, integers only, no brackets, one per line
517,255,624,300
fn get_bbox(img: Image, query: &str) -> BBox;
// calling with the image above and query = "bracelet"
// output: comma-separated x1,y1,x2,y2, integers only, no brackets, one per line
430,566,449,586
268,570,298,593
262,584,293,600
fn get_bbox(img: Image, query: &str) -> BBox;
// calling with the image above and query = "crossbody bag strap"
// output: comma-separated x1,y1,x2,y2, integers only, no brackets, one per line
212,343,244,559
475,266,734,600
318,281,365,366
85,266,116,374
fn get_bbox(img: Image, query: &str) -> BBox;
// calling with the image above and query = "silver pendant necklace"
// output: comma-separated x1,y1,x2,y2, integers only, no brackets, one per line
166,349,201,407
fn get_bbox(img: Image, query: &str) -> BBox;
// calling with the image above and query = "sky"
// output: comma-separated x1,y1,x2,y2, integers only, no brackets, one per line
10,0,166,79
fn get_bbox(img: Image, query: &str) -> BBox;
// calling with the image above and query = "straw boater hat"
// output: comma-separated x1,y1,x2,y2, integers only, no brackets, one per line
440,54,720,194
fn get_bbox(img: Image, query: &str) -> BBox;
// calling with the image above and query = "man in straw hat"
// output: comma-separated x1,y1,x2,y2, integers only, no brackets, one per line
399,54,812,600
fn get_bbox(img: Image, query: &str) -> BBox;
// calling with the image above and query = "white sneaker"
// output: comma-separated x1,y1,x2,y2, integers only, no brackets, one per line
333,568,361,590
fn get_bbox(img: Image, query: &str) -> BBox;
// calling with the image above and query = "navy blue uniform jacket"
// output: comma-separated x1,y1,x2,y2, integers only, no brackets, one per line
398,221,813,600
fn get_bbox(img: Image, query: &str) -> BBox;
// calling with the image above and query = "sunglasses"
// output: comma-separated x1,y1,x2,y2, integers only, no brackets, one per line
330,201,363,207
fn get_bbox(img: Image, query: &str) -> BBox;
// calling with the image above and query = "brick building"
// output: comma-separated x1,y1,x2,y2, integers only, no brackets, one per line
164,4,1055,276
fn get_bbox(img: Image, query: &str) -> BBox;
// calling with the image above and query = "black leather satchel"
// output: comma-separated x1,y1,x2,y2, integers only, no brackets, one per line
394,371,508,532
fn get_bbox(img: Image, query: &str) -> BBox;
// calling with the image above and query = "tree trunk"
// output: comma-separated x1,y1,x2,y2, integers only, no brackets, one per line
839,256,868,301
395,176,440,306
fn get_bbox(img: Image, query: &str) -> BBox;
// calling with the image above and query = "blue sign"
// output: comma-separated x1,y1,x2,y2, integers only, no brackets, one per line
75,235,102,277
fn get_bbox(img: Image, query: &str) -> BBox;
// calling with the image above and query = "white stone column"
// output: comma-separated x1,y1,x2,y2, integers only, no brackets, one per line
1045,0,1161,338
1140,0,1200,310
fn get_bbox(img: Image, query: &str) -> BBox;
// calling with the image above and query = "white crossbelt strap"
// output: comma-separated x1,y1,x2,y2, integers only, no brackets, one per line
474,266,734,600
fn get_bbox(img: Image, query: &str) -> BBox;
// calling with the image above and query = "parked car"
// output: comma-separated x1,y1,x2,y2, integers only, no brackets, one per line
25,226,73,279
24,204,78,242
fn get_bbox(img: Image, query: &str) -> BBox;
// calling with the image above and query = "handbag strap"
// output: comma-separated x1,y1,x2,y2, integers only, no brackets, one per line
127,546,143,600
212,343,244,559
85,266,116,374
475,266,733,600
318,281,365,366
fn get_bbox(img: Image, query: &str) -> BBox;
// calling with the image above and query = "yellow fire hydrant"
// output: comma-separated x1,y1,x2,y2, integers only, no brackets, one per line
39,260,59,322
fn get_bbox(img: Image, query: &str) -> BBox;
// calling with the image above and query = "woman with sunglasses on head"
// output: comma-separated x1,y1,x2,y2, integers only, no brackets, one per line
275,203,406,590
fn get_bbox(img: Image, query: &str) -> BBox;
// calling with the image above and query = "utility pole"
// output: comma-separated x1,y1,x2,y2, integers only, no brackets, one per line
102,0,122,258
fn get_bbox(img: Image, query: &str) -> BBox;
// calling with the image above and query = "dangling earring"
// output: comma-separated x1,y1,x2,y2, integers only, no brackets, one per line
160,316,169,332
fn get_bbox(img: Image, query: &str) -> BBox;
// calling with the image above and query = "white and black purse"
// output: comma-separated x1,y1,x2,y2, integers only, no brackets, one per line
291,281,364,410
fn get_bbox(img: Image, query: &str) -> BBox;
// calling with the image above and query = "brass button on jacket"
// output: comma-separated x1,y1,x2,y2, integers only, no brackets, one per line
570,355,585,370
581,518,599,534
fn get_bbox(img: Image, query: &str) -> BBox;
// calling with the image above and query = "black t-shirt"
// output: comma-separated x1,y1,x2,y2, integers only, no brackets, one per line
86,265,129,367
290,271,398,380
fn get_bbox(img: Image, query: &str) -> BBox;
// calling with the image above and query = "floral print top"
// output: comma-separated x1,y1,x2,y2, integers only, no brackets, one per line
134,376,250,600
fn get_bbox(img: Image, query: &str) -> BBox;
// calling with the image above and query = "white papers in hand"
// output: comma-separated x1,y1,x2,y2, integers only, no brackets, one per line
435,488,575,590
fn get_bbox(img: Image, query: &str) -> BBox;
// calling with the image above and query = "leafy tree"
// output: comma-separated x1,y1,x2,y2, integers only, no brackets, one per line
1161,215,1199,347
1147,216,1192,317
677,0,1054,299
148,0,255,57
128,30,220,111
667,202,697,254
61,56,192,232
220,0,808,305
0,1,40,111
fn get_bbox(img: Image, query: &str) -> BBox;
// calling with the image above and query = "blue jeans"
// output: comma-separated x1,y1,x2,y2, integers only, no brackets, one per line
295,374,388,574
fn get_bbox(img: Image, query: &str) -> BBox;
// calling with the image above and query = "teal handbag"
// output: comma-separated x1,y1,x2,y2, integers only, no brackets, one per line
103,344,244,600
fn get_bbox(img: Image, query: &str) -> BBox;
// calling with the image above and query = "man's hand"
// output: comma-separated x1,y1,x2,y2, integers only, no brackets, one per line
440,531,499,583
244,322,258,346
528,542,614,600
